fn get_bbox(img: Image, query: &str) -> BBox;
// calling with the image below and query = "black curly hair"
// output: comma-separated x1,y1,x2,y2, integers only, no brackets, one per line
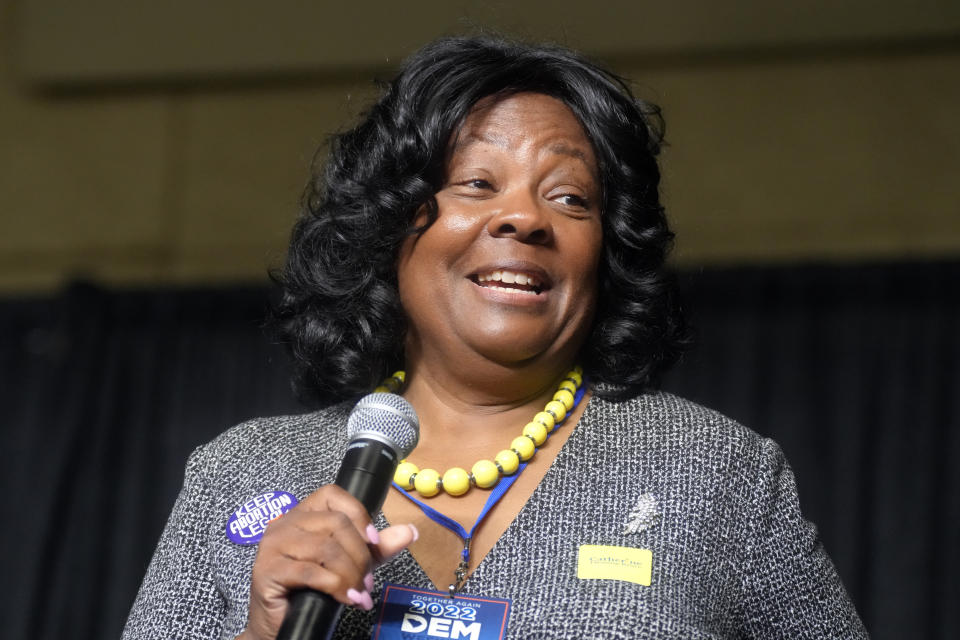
272,35,689,406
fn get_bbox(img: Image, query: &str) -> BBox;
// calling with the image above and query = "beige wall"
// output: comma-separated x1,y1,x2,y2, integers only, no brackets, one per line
2,1,959,292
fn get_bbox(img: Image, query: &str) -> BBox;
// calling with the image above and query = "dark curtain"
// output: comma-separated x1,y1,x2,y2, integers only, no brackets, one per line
1,263,957,639
1,284,301,640
662,262,960,638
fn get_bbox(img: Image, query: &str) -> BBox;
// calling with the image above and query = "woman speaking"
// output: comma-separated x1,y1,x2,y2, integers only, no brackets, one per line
124,37,867,638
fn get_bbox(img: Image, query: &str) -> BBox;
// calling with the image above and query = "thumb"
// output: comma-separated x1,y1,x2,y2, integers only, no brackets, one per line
371,523,419,564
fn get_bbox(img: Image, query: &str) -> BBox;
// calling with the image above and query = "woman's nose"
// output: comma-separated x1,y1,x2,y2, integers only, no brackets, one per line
486,191,553,245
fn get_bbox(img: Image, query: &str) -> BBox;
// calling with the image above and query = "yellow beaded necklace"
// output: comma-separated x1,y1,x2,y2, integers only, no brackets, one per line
374,366,584,498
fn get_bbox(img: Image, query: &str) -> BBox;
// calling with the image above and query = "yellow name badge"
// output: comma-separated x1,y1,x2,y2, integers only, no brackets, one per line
577,545,653,586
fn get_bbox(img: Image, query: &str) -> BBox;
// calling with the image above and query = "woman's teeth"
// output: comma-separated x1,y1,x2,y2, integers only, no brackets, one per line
477,270,541,287
475,270,543,294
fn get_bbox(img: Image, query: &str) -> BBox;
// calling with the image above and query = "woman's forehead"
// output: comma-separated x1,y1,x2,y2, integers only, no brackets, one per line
448,93,595,166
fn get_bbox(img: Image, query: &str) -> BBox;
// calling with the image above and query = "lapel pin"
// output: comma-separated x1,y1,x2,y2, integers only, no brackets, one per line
623,492,659,535
226,490,299,545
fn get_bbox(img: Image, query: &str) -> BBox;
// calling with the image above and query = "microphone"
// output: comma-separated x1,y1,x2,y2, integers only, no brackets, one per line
276,393,420,640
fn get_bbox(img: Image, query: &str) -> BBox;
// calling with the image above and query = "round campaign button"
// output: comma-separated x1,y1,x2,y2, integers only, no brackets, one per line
226,490,299,545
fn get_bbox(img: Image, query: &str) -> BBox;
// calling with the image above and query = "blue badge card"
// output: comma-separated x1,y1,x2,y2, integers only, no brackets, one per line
372,582,511,640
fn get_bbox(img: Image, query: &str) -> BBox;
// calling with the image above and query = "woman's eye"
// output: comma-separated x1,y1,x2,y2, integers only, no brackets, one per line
555,193,588,208
466,178,492,189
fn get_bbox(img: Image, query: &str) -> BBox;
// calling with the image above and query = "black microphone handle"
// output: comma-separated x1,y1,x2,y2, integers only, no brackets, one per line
275,439,400,640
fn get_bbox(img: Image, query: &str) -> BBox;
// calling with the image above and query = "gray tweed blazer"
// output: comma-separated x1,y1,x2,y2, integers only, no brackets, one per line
123,391,868,639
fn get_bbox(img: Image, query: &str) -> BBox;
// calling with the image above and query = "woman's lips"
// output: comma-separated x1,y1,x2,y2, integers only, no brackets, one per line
472,269,543,294
468,264,552,296
467,269,551,307
470,279,550,306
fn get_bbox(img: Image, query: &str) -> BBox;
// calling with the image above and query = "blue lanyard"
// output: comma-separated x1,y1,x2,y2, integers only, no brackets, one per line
392,461,529,596
391,381,586,596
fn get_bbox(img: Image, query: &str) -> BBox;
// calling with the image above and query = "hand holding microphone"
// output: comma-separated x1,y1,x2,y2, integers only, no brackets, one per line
239,393,419,640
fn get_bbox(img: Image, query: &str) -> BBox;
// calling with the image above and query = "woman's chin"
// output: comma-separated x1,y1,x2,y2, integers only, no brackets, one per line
443,303,590,371
458,329,571,370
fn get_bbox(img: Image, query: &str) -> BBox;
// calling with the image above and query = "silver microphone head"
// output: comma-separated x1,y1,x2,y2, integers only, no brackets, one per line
346,393,420,458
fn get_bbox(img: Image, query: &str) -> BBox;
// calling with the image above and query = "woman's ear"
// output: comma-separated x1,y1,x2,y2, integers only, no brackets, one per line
407,198,439,236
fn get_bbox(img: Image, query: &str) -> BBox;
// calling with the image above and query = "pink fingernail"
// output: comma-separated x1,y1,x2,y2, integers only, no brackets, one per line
364,572,374,592
346,588,363,607
408,523,419,542
366,524,381,545
360,590,374,611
